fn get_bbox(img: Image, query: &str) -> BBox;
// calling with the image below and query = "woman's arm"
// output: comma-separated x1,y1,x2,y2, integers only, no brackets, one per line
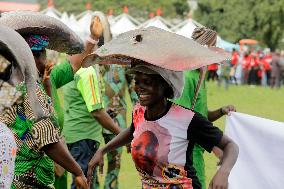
68,16,103,73
87,127,133,184
209,135,239,189
208,105,236,122
42,62,54,97
91,109,122,135
42,141,88,189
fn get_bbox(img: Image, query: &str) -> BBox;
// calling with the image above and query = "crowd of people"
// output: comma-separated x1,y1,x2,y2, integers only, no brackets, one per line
207,48,284,89
0,10,249,189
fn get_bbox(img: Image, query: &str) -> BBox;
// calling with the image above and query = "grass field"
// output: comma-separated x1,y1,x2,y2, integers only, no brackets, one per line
119,82,284,189
68,82,284,188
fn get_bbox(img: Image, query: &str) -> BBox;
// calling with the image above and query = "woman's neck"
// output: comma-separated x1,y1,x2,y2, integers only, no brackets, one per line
145,98,170,120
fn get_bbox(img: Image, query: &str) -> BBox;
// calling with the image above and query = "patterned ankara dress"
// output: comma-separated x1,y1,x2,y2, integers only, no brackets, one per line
0,122,17,189
102,64,137,189
0,82,60,189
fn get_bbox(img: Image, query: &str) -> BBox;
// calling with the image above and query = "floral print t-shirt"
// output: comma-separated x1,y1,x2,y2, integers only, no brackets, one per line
130,103,223,189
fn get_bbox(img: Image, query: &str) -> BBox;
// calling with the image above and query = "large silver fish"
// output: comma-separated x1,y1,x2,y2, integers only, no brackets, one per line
0,11,84,54
83,27,230,71
0,25,45,120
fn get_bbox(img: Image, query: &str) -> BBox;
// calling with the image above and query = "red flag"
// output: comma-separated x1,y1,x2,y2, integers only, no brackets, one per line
156,8,162,16
149,12,155,18
123,6,129,13
47,0,54,7
86,2,91,10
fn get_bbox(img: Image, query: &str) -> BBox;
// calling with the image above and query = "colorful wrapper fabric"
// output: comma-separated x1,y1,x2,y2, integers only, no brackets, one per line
24,35,49,51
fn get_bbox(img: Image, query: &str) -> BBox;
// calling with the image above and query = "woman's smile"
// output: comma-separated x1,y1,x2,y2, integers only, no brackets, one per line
139,94,151,101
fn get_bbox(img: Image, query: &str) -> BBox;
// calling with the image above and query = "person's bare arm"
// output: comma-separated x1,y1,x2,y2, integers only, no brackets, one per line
42,62,54,97
208,105,236,122
91,109,121,135
42,141,88,189
69,16,103,73
87,127,132,184
209,135,239,189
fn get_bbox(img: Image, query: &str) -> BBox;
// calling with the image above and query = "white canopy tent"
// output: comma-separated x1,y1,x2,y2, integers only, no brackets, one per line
68,14,84,39
41,7,61,20
111,13,139,37
174,18,202,38
77,10,94,40
108,15,116,27
140,16,173,32
60,12,69,25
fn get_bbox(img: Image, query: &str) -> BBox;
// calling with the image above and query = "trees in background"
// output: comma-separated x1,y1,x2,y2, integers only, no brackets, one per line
39,0,284,49
38,0,189,18
195,0,284,50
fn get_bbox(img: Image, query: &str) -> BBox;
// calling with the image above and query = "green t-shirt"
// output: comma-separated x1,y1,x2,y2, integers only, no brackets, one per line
62,65,104,144
171,69,208,118
50,60,74,130
172,70,208,152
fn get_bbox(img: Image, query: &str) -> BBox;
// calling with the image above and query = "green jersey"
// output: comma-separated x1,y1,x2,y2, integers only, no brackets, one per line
50,60,74,130
172,70,208,117
62,65,105,144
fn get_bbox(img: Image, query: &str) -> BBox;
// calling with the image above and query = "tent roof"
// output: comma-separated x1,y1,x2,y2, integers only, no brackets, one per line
60,12,69,25
217,36,240,51
77,11,93,29
239,39,258,45
68,14,83,36
175,19,197,38
76,10,93,20
113,13,140,26
108,15,115,26
41,7,61,19
140,16,173,31
111,14,137,37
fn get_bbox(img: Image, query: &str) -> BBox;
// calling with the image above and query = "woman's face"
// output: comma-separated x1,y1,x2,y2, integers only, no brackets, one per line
134,72,166,107
33,50,47,75
132,131,159,175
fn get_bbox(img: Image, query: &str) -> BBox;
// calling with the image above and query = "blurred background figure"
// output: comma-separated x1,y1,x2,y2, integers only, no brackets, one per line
229,48,239,85
270,50,282,89
207,63,218,82
218,60,231,90
102,64,137,189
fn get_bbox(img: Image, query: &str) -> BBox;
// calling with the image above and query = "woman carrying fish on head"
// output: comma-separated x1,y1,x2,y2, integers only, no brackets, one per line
86,27,239,189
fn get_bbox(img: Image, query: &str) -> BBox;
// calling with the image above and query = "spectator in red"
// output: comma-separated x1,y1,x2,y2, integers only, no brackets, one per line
248,52,260,85
241,52,251,84
263,51,273,85
207,63,218,81
259,53,271,86
230,48,239,84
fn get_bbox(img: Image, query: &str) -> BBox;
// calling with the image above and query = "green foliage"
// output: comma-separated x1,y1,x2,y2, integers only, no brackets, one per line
195,0,284,50
38,0,189,19
173,0,190,17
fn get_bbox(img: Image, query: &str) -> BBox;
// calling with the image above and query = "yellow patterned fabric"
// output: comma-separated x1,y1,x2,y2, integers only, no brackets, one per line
0,82,60,188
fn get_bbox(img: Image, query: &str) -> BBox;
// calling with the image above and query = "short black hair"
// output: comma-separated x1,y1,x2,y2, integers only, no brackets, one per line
157,75,174,99
32,49,45,58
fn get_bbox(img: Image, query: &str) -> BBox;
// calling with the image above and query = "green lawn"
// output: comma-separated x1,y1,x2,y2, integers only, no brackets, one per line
119,82,284,189
68,82,284,188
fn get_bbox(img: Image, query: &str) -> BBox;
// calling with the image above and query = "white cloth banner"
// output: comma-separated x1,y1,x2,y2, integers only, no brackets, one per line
225,112,284,189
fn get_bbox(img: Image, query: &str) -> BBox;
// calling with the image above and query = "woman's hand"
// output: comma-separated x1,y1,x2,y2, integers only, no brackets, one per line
75,174,88,189
87,149,104,185
220,105,236,116
208,170,229,189
42,62,54,83
90,16,103,40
